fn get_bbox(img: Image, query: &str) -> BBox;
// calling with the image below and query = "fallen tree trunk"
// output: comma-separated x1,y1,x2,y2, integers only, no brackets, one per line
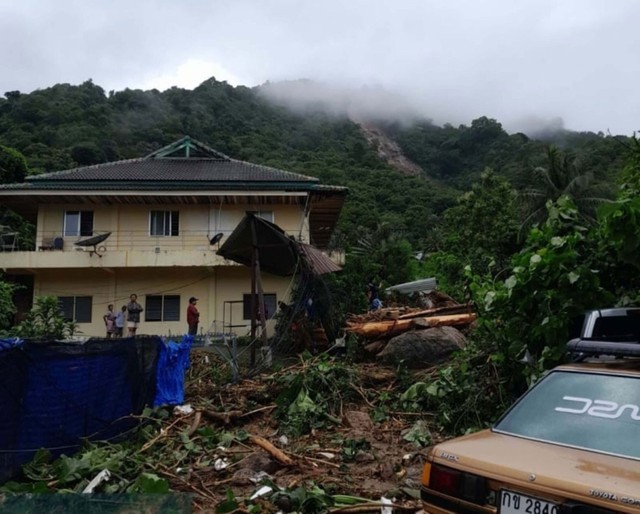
397,304,473,320
415,312,476,328
345,313,476,339
345,318,413,339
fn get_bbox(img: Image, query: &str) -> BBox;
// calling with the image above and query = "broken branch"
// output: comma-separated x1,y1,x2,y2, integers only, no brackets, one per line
249,434,294,466
203,409,243,425
187,409,203,437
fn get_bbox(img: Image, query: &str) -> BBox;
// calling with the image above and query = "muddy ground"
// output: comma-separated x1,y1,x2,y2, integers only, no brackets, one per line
168,350,440,512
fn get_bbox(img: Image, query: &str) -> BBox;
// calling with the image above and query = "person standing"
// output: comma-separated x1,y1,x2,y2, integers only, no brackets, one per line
187,296,200,336
366,279,382,311
103,304,116,339
126,294,144,337
115,305,126,338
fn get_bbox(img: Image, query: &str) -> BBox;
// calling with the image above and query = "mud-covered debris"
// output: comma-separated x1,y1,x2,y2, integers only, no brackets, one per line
343,410,374,432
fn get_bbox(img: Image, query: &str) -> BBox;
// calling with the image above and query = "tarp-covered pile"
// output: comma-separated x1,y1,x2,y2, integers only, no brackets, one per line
0,334,193,481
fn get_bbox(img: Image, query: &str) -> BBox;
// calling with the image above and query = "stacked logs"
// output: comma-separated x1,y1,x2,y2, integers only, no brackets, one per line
345,304,476,340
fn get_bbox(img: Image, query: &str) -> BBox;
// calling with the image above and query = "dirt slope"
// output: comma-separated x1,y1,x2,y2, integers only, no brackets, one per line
356,122,424,176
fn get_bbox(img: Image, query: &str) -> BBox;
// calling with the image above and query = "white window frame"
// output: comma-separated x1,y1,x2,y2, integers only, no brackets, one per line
63,210,93,237
249,210,274,223
145,294,181,322
58,296,93,323
149,211,179,237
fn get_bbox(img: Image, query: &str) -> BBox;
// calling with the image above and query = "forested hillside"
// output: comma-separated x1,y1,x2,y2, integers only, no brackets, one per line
0,78,628,247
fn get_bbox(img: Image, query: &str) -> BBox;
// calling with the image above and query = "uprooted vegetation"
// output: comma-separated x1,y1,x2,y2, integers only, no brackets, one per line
6,148,640,510
1,350,449,512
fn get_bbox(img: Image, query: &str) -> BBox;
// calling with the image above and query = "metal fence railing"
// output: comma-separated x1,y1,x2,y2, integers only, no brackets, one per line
18,228,309,253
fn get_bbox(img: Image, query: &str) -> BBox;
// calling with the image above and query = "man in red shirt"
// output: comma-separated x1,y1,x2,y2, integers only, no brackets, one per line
187,297,200,336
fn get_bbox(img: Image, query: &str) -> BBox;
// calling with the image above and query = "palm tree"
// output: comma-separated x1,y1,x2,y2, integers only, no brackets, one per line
519,146,613,233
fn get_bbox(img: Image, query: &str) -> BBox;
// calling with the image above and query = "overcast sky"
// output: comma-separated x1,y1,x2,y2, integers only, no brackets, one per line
1,0,638,135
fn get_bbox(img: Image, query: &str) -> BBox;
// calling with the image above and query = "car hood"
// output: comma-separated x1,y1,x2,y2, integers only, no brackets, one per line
431,430,640,505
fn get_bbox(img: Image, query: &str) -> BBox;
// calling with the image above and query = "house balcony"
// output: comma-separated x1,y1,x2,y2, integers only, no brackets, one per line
0,229,231,272
0,230,344,272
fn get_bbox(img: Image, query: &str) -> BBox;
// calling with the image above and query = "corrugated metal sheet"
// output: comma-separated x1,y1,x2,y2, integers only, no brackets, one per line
217,214,342,276
385,277,437,294
298,243,342,275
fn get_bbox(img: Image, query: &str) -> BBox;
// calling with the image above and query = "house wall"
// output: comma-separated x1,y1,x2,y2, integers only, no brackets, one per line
35,266,294,337
36,203,310,251
21,200,310,336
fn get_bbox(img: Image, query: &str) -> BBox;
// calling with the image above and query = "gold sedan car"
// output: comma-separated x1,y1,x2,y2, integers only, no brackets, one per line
421,340,640,513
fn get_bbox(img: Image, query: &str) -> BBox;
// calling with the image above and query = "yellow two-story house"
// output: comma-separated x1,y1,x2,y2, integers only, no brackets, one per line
0,137,346,337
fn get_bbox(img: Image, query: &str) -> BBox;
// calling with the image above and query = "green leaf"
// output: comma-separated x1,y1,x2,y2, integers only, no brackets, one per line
216,497,239,514
197,426,221,444
234,429,249,442
403,420,432,447
136,472,170,493
288,389,318,416
0,481,50,493
483,290,496,309
426,382,440,396
400,382,428,401
568,272,580,284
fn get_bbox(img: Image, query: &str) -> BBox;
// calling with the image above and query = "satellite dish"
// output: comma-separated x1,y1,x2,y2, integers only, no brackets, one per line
209,232,224,246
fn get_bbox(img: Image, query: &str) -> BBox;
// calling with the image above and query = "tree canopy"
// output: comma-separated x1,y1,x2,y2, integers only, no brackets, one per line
0,145,27,183
0,79,629,252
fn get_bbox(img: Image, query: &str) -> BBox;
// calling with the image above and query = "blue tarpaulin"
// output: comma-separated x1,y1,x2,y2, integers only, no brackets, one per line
0,336,162,482
154,335,193,407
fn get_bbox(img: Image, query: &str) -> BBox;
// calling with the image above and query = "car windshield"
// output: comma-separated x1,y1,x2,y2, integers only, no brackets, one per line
494,370,640,459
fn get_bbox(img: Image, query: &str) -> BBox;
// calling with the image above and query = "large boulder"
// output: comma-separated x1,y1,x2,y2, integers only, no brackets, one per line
377,326,466,368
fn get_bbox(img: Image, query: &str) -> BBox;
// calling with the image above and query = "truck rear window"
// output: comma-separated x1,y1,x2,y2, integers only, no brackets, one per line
494,370,640,459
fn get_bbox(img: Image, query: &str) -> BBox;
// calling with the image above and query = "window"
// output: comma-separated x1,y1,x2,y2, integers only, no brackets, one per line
494,370,640,459
58,296,92,323
149,211,179,236
248,210,274,223
63,211,94,237
145,295,180,322
243,293,277,320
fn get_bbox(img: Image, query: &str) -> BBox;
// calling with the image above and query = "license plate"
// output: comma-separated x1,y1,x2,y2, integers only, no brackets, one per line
500,489,560,514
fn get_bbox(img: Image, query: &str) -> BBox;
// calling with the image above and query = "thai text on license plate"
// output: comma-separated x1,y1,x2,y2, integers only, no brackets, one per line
500,490,560,514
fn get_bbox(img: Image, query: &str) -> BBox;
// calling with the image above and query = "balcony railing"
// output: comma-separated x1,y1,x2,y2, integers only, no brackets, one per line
0,229,344,270
6,228,309,253
0,232,18,252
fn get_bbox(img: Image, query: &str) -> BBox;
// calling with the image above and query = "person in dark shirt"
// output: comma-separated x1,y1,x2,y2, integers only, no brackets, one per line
366,280,382,311
126,294,144,337
187,296,200,336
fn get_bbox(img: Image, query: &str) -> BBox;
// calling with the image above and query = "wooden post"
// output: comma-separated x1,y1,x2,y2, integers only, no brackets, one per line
250,240,257,367
249,215,270,366
255,256,269,350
